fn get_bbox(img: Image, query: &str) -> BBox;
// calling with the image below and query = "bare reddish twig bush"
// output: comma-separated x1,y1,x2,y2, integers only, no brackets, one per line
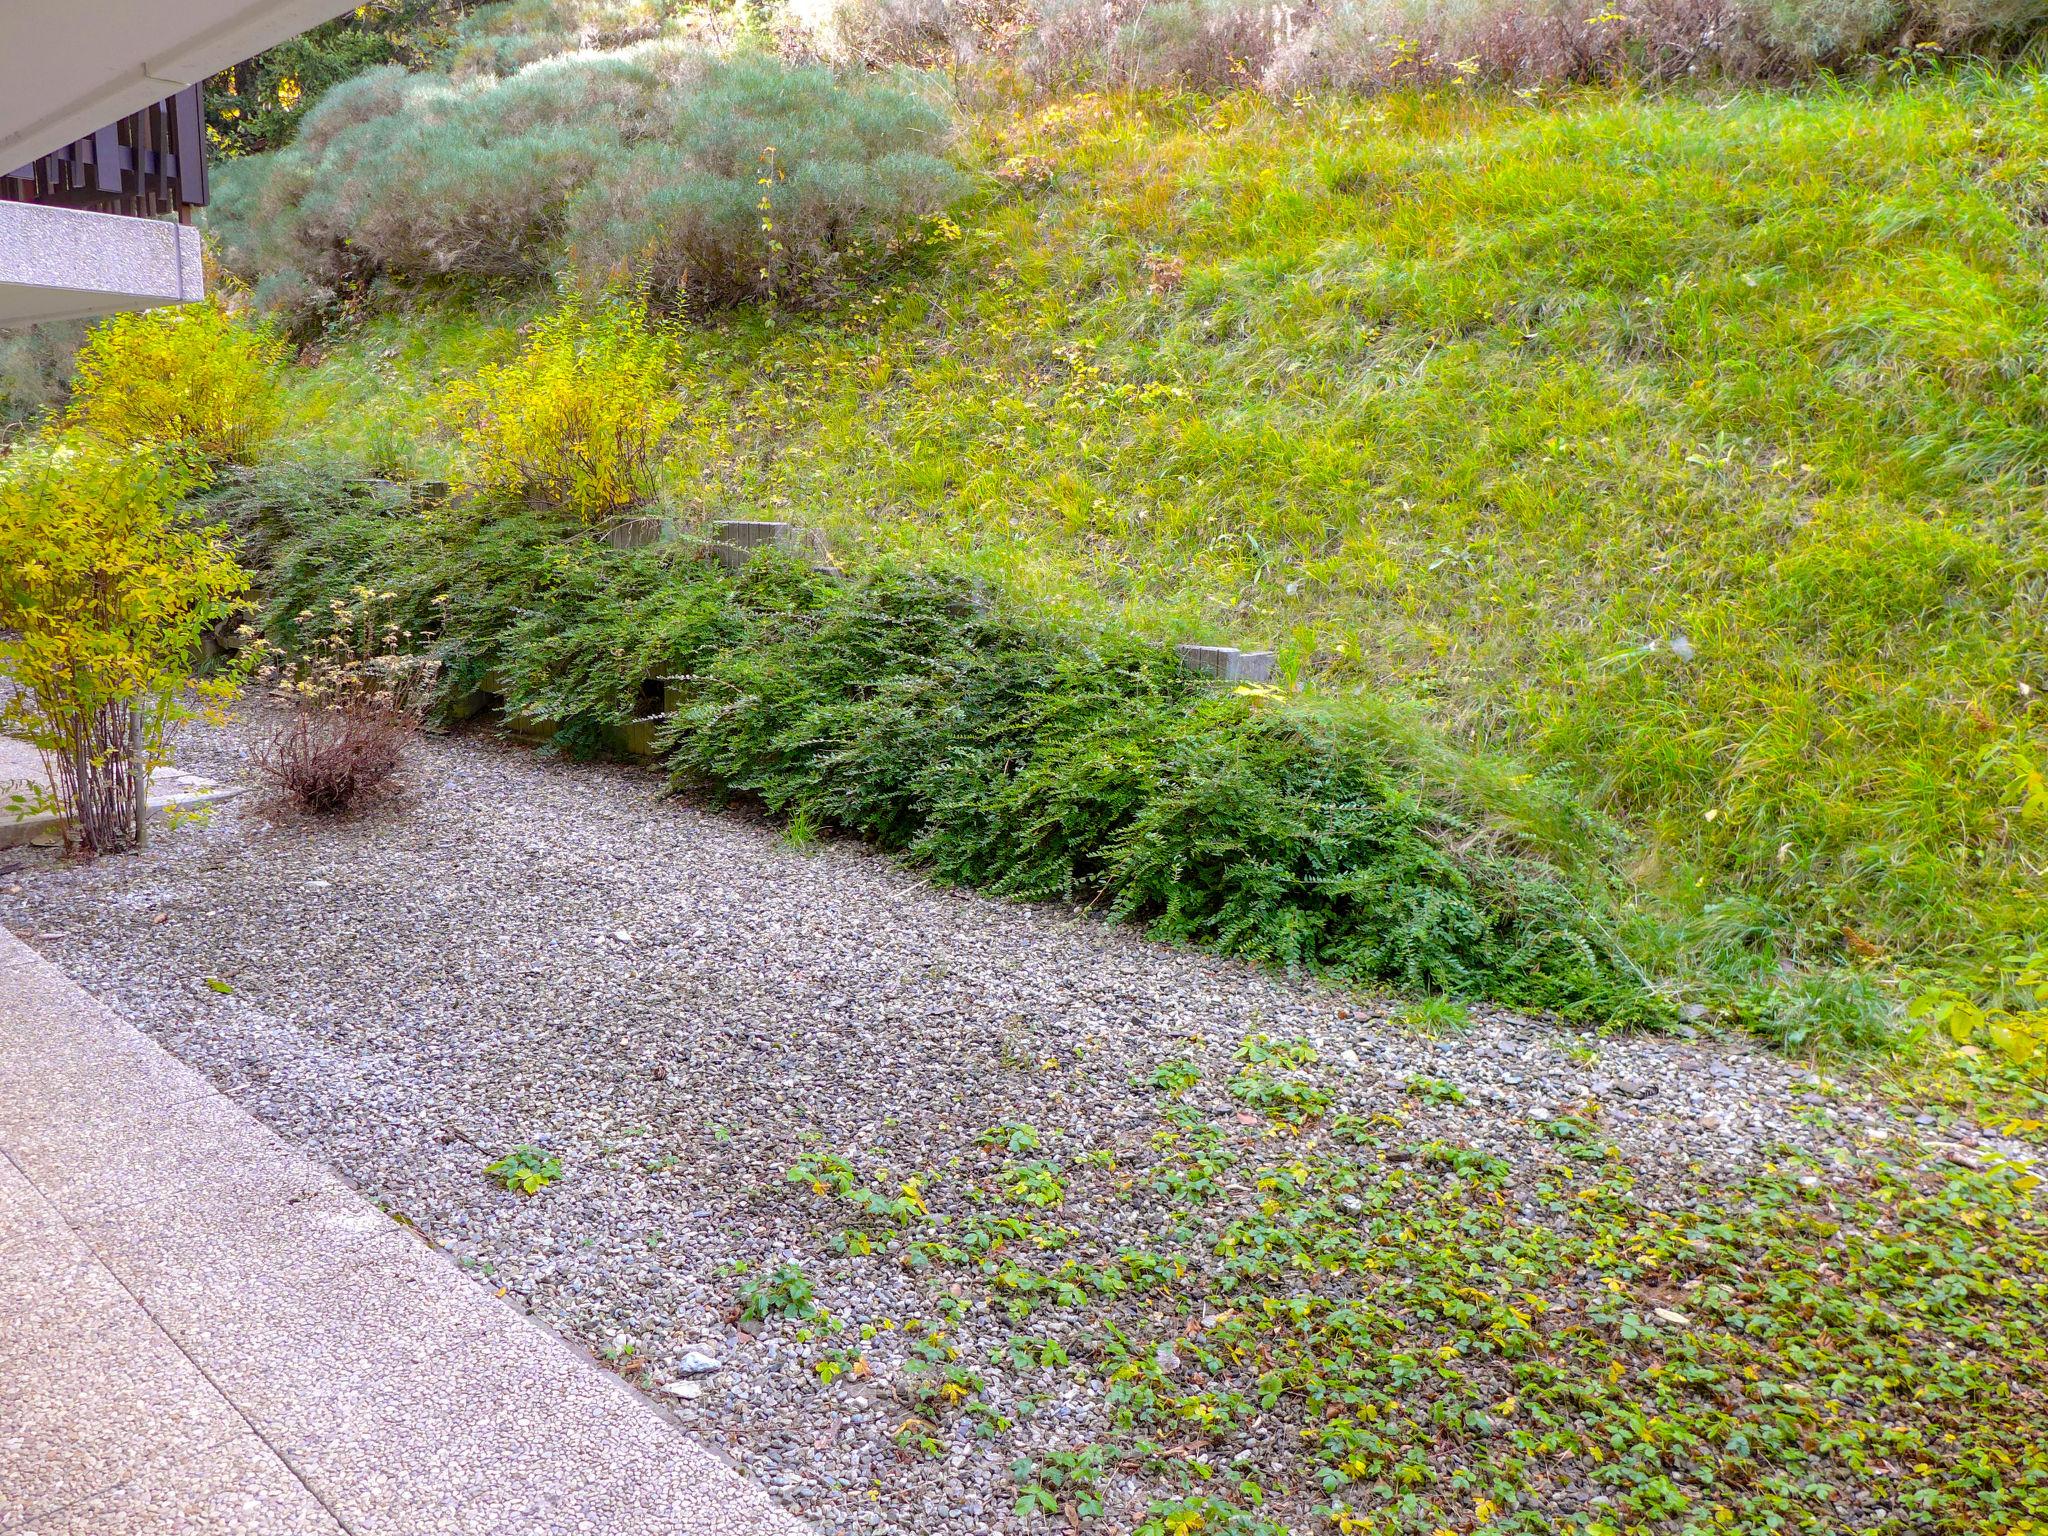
256,587,437,816
259,705,412,815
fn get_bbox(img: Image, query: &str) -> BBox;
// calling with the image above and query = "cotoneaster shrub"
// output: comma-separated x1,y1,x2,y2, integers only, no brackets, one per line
674,565,1650,1015
255,500,1655,1019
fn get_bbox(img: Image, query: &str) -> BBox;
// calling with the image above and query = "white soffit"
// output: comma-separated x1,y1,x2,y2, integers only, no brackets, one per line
0,0,359,166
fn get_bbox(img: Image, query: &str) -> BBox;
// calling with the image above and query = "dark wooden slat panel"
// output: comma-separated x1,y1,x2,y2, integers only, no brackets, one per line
0,84,208,219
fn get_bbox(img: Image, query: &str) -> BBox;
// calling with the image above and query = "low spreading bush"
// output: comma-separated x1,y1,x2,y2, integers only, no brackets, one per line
256,501,1655,1018
257,587,435,814
66,305,283,462
671,566,1649,1016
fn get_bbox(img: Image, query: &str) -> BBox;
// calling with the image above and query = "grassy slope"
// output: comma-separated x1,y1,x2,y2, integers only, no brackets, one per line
273,73,2048,999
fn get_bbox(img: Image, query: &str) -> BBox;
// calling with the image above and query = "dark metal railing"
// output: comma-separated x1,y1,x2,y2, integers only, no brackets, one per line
0,85,209,223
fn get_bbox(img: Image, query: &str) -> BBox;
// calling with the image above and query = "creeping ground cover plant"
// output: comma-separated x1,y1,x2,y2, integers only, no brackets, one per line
255,496,1654,1020
768,1049,2048,1535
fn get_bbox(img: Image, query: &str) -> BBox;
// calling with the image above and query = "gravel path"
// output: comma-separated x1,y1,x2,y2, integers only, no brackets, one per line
1,714,1949,1534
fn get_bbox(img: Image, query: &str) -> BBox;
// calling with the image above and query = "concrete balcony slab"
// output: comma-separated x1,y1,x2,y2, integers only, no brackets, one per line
0,202,203,327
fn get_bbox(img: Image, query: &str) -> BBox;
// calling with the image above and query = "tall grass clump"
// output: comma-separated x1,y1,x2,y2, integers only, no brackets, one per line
253,497,1655,1020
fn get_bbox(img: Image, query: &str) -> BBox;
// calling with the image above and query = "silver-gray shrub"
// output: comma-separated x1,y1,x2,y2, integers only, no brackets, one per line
209,48,961,321
997,0,2048,94
443,0,682,76
565,56,963,307
1112,0,1300,88
1261,0,2048,93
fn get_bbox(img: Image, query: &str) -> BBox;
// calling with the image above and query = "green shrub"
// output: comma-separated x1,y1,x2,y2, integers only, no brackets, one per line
198,458,413,572
204,1,466,159
672,565,1650,1015
67,305,283,462
259,508,1653,1019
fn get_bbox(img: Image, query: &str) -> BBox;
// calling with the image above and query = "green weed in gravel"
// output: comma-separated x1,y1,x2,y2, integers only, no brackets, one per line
779,1061,2048,1534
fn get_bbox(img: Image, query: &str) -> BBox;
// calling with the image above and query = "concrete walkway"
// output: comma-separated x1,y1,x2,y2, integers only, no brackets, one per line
0,927,805,1536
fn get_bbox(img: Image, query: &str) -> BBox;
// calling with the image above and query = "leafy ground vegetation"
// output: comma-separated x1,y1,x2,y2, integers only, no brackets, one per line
173,60,2048,1050
767,1046,2048,1536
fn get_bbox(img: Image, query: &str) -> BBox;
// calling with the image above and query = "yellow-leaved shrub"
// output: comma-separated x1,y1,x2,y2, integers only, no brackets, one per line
0,431,249,852
67,303,284,462
445,293,682,523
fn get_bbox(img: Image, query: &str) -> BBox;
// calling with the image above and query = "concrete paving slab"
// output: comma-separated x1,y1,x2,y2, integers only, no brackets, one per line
0,1008,222,1155
15,1434,345,1536
0,1319,245,1529
1,1089,288,1225
0,1163,149,1360
0,925,808,1536
0,1182,246,1529
77,1215,756,1536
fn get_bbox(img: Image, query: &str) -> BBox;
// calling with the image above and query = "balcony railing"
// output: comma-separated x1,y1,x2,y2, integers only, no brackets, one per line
0,86,208,224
